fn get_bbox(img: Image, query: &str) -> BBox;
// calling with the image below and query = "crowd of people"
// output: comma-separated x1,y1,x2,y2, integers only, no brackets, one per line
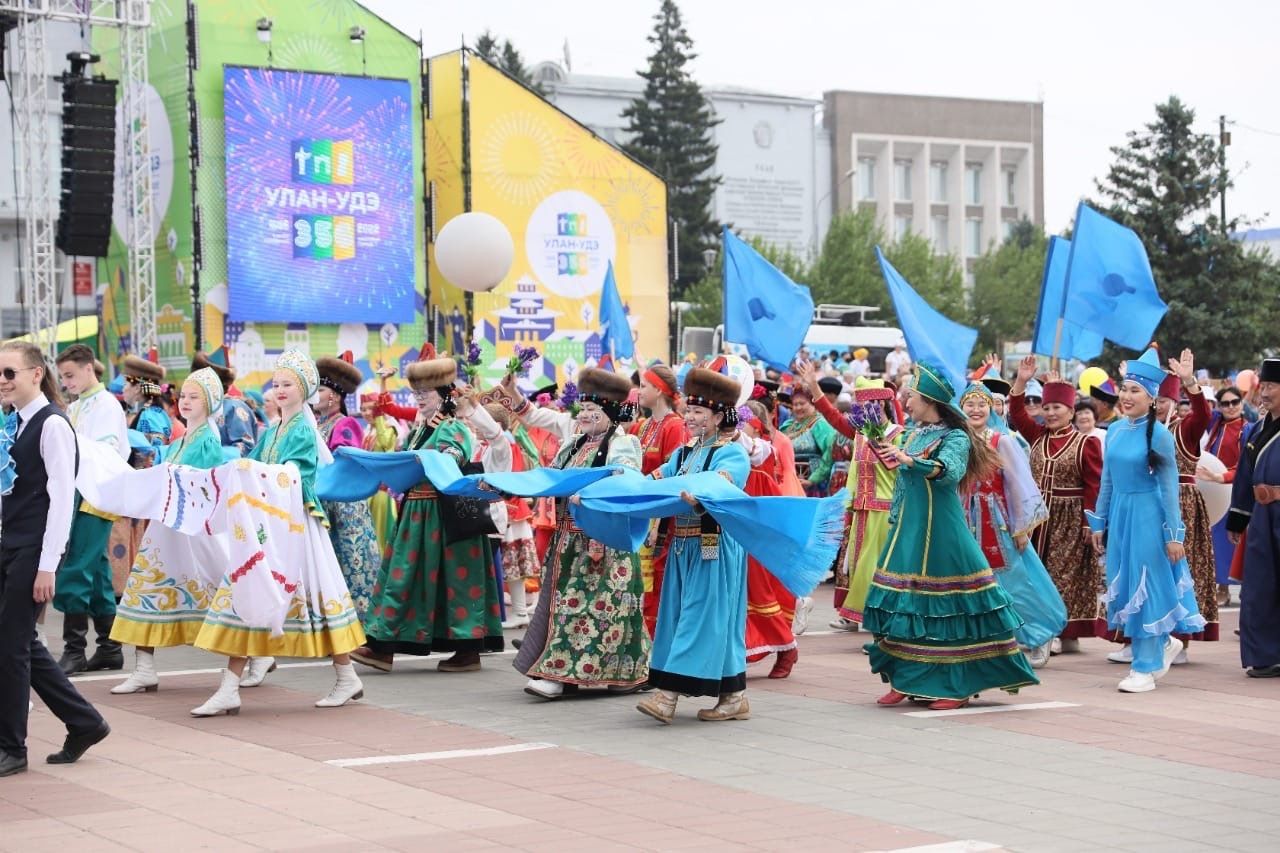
1,336,1277,778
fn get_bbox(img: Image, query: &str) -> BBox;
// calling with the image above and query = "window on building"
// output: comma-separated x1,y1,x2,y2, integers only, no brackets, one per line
930,161,948,202
857,157,876,200
1002,219,1016,243
931,215,949,253
895,214,913,241
1004,168,1017,206
965,163,982,205
966,218,983,255
894,160,912,201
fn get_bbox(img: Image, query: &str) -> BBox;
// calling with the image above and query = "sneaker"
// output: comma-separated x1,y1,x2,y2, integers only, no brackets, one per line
523,679,564,700
1025,643,1050,669
792,597,813,636
1049,637,1063,656
1059,638,1080,654
1118,671,1156,693
1107,646,1134,664
1172,647,1188,665
828,616,860,632
1154,637,1183,680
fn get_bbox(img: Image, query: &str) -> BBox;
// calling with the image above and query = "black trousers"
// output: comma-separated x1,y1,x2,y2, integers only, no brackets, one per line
0,544,104,759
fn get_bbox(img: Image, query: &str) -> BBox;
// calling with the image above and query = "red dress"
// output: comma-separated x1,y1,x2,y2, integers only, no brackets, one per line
743,442,798,662
631,412,689,637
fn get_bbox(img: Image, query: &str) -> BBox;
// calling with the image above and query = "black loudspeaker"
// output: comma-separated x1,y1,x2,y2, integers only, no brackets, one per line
56,77,118,258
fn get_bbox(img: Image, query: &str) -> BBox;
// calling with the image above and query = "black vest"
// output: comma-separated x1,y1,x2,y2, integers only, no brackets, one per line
2,403,77,550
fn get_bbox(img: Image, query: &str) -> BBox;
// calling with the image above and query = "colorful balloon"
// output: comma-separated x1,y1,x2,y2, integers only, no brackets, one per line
1236,369,1257,393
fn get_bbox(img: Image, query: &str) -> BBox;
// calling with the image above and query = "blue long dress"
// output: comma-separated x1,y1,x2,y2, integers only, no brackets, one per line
649,437,751,697
1089,417,1204,671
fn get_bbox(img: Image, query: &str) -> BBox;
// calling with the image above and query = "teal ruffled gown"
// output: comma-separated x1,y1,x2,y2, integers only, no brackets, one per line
864,424,1039,700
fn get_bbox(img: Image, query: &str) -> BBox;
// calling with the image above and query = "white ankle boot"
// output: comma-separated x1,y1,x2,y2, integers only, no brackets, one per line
191,669,242,716
240,656,276,688
315,662,364,708
503,582,530,628
111,649,159,694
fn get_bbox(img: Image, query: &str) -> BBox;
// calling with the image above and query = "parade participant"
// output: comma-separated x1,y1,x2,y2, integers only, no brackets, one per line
121,355,171,453
795,362,902,630
1090,380,1120,429
1203,386,1246,604
505,368,649,700
637,367,751,724
315,353,380,622
1226,358,1280,677
1088,348,1204,692
109,368,228,694
753,380,803,497
53,345,130,676
350,355,505,673
630,362,689,637
1023,379,1045,425
191,350,366,716
481,403,539,629
1073,400,1106,441
884,342,911,382
779,382,835,496
866,364,1038,710
192,349,256,457
740,401,798,678
0,341,110,776
959,382,1064,669
1009,358,1103,652
359,388,400,557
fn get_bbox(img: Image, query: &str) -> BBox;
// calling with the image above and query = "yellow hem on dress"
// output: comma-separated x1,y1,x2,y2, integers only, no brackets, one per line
193,620,366,659
110,617,204,649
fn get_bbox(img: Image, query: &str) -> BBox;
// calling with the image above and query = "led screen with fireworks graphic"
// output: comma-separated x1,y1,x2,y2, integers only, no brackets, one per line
223,65,415,324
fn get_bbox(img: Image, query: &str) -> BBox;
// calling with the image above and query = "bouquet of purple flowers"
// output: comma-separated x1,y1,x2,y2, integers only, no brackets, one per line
463,342,483,384
846,400,889,442
504,345,538,378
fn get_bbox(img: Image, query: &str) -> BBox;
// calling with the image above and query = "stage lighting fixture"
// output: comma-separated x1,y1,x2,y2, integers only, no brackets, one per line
349,26,366,43
256,18,272,43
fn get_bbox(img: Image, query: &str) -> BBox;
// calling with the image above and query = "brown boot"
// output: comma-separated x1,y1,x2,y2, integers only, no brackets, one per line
636,689,679,724
697,691,751,722
350,646,394,672
437,650,481,672
768,647,798,679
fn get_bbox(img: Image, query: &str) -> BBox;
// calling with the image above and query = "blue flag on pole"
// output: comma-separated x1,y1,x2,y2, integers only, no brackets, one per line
722,227,814,372
598,260,634,360
1031,236,1104,361
1062,203,1167,350
875,246,977,393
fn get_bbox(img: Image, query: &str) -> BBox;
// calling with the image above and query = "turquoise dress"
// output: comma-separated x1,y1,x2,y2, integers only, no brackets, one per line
649,437,751,697
864,424,1039,700
1089,417,1204,650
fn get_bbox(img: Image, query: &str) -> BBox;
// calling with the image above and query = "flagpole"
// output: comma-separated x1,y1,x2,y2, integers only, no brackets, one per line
1053,202,1086,368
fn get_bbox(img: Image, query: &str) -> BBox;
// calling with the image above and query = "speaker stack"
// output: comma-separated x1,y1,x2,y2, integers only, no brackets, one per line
56,76,118,258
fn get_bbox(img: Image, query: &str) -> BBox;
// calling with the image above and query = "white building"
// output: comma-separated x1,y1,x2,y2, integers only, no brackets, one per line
824,91,1045,284
1235,227,1280,260
533,62,831,259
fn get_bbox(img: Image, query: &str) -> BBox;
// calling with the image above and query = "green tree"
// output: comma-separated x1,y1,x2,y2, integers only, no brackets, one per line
970,218,1047,355
473,30,544,93
1092,96,1280,373
622,0,721,296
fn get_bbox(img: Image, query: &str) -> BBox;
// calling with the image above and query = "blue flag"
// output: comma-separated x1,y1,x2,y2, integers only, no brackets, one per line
1063,203,1167,350
1031,236,1104,361
598,261,634,359
722,227,814,372
875,246,976,393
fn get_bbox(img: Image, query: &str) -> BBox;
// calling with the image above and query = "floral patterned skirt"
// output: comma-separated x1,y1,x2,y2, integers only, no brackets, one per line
324,498,381,623
111,521,227,649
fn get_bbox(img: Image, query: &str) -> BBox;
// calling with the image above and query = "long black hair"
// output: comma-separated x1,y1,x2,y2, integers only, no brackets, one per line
1145,401,1161,471
931,401,996,493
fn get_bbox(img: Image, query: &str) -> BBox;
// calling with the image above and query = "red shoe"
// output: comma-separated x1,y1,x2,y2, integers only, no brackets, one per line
927,698,969,711
768,648,798,679
876,689,909,706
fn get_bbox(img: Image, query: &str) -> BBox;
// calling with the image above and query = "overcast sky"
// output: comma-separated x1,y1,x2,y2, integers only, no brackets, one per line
367,0,1278,235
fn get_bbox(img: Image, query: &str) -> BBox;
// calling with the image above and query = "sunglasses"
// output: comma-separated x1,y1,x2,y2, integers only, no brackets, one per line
0,366,37,381
1218,398,1241,406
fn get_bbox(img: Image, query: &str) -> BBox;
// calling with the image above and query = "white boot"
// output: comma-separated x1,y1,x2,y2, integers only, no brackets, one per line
315,662,364,708
523,678,564,700
239,656,276,688
111,649,159,694
191,669,242,716
502,580,530,628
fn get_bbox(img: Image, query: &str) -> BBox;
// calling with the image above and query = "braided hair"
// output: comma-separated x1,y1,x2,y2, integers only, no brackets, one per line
1145,401,1161,472
437,385,457,417
562,423,617,469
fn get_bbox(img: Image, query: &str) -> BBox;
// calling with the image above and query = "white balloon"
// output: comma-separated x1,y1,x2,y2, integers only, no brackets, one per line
435,212,514,293
718,355,755,406
1196,452,1231,526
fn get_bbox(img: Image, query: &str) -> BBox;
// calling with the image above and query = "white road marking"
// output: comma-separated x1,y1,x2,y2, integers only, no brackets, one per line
70,650,519,683
874,841,1003,853
325,741,556,768
904,700,1080,718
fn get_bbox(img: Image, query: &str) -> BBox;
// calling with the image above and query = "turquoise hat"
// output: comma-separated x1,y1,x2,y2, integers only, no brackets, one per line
911,363,964,417
1124,347,1164,397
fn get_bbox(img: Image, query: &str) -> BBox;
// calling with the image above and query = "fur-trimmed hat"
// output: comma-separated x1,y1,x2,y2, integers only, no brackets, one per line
577,368,632,404
406,356,458,391
191,350,236,391
484,402,512,431
683,368,740,412
316,353,364,396
121,355,165,382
